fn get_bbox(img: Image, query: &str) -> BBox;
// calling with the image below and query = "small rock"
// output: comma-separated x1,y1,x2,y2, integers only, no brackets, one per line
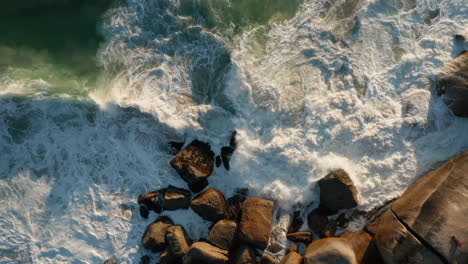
191,188,227,222
163,185,191,210
304,238,357,264
260,253,278,264
216,155,222,167
288,210,303,233
170,140,215,192
229,130,238,149
168,141,184,155
159,250,178,264
279,252,303,264
307,208,328,235
138,189,165,213
139,206,149,218
184,241,229,264
287,243,298,254
226,194,245,222
221,146,235,170
230,245,256,264
286,231,313,244
139,255,150,264
267,242,283,254
166,225,191,259
141,216,174,251
208,219,237,250
238,198,275,250
318,169,358,212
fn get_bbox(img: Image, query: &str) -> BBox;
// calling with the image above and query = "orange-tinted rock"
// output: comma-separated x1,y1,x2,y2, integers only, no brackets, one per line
238,198,274,250
184,242,228,264
287,231,313,244
141,216,174,252
208,219,237,250
191,188,227,222
163,185,191,210
304,238,357,264
340,231,383,264
279,252,303,264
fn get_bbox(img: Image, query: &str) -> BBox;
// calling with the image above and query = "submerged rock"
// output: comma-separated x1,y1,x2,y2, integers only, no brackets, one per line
238,198,274,250
436,51,468,117
375,151,468,264
141,216,174,252
170,140,214,192
318,169,358,212
304,238,357,264
221,146,235,170
184,241,229,264
208,219,237,250
191,188,227,222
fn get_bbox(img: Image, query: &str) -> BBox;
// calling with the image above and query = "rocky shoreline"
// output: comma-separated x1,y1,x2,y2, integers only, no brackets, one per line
105,39,468,264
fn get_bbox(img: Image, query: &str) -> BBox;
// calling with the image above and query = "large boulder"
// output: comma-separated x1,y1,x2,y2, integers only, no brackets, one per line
141,216,174,251
436,51,468,117
184,242,229,264
238,198,274,250
166,225,191,259
318,169,358,212
163,186,191,211
191,188,227,222
230,245,257,264
208,219,238,250
304,238,357,264
170,140,214,192
340,231,383,264
279,252,303,264
374,151,468,264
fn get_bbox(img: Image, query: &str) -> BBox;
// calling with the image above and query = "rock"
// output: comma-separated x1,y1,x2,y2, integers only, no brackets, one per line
170,140,214,192
287,243,298,254
166,225,191,259
260,253,278,264
340,231,383,264
307,208,328,235
188,178,209,193
216,155,222,167
288,210,304,233
139,205,149,218
226,194,245,222
184,242,229,264
318,169,358,212
163,185,191,211
287,231,313,244
138,189,165,213
238,198,274,250
320,220,337,238
159,250,178,264
336,213,350,229
191,188,227,222
141,216,174,251
436,51,468,117
221,146,235,170
229,130,238,149
168,141,184,155
230,245,257,264
374,151,468,264
279,252,303,264
139,255,150,264
208,219,237,250
304,238,357,264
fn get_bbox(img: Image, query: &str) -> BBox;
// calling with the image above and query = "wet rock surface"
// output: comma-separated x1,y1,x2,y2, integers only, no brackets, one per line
318,169,358,212
238,198,274,250
141,216,174,251
191,188,227,222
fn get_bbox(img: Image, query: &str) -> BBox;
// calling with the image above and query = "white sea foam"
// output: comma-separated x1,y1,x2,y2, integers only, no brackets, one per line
1,0,468,263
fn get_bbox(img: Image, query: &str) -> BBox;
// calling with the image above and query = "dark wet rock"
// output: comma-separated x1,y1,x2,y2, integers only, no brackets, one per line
238,198,274,250
436,51,468,117
163,185,191,211
288,210,304,233
166,225,191,259
221,146,235,170
188,178,209,193
260,253,278,264
191,188,227,222
141,216,174,252
454,34,465,41
318,169,358,212
139,205,149,218
287,243,298,254
139,255,150,264
170,140,214,192
159,250,178,264
307,208,328,236
319,220,337,238
184,241,229,264
336,213,350,229
304,238,357,264
216,155,222,167
226,194,245,222
168,141,184,155
287,231,313,245
279,252,303,264
230,245,256,264
374,151,468,264
208,219,237,250
340,231,383,264
138,189,165,213
229,130,238,149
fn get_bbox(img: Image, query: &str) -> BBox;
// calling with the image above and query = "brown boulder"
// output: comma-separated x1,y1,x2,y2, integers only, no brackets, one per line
184,242,229,264
164,186,191,211
279,252,303,264
375,151,468,264
208,219,237,250
287,243,299,254
304,238,357,264
436,51,468,117
260,253,279,264
170,140,214,192
138,189,165,213
166,225,191,258
318,169,358,212
230,245,257,264
286,231,313,245
238,198,275,250
191,189,227,222
141,216,174,251
340,231,383,264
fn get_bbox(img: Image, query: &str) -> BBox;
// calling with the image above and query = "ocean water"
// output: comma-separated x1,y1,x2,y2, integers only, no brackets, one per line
1,0,468,263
